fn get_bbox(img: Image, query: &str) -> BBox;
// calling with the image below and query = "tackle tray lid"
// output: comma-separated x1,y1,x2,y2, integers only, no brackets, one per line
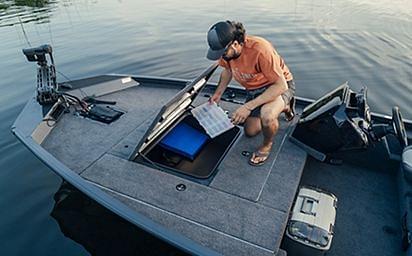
131,63,218,158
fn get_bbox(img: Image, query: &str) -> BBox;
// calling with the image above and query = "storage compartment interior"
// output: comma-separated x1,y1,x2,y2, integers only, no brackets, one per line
140,113,241,179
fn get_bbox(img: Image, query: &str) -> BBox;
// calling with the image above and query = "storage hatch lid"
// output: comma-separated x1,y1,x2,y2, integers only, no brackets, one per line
131,63,218,158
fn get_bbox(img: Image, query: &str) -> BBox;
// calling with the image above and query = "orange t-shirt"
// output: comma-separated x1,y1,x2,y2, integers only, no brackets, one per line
218,35,293,90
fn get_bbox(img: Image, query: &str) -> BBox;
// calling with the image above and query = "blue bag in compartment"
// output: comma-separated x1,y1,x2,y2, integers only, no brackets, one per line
160,122,209,160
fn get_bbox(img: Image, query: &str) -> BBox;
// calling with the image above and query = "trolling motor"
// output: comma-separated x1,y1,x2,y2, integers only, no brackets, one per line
22,44,124,124
22,44,59,105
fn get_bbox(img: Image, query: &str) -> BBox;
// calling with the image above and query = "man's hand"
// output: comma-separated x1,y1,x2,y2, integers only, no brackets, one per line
209,93,221,104
231,105,252,125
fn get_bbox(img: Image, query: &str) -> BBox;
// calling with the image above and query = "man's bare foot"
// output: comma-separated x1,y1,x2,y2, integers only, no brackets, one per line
249,142,273,166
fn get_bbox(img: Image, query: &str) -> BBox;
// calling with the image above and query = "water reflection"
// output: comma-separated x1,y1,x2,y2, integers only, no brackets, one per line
51,182,188,256
0,0,57,27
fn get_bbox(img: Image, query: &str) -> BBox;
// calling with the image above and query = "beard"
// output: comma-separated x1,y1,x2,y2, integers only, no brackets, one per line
222,50,241,61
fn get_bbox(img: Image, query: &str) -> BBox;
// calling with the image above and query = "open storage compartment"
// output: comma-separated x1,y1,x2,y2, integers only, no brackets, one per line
142,112,240,179
130,63,242,180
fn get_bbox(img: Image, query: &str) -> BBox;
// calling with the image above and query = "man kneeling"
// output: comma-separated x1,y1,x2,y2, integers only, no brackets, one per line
206,20,296,166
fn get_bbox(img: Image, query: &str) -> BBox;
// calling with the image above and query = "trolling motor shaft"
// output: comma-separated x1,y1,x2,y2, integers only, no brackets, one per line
22,44,58,105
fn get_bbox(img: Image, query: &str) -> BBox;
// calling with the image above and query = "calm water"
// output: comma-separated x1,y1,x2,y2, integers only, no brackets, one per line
0,0,411,254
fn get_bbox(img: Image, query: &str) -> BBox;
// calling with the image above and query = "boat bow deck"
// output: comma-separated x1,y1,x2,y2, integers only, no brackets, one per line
15,75,307,255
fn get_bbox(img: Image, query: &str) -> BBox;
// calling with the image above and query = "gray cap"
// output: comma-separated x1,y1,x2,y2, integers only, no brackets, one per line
206,21,235,60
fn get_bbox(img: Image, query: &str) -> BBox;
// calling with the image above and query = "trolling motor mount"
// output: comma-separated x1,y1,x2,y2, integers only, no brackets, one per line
23,44,59,105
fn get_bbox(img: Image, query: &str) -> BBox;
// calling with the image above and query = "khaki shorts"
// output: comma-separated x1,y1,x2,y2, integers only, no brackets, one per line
245,80,295,118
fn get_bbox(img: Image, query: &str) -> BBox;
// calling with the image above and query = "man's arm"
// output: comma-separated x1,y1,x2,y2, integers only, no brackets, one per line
244,78,288,111
210,68,232,103
231,78,287,125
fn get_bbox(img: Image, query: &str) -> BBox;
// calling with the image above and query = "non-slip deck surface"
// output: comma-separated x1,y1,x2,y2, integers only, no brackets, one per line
41,81,307,255
299,157,403,256
42,85,180,173
83,153,285,253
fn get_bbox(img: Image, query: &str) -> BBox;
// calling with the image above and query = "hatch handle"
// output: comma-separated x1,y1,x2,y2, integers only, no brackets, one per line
300,196,318,216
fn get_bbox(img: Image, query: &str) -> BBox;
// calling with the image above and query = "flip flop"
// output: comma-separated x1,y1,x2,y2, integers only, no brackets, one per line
248,150,270,166
284,97,296,122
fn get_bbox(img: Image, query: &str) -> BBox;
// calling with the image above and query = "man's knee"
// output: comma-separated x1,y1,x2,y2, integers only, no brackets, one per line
260,108,278,127
260,97,283,128
245,126,260,137
261,114,279,129
244,117,261,137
